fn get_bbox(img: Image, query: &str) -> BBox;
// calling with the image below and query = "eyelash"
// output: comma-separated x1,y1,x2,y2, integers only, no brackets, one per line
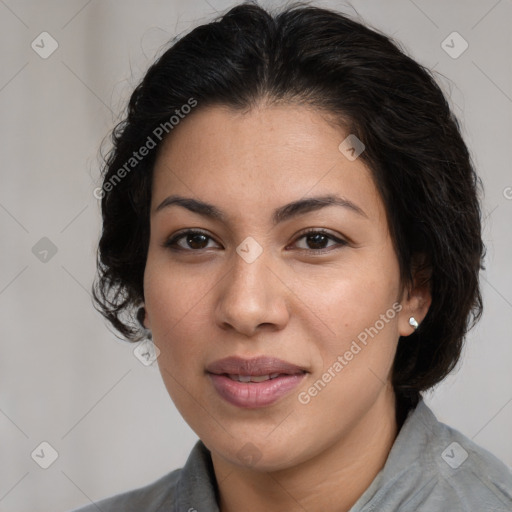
163,228,347,255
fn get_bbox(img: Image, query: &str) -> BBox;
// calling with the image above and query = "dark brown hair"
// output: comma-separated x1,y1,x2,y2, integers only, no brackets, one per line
93,2,485,411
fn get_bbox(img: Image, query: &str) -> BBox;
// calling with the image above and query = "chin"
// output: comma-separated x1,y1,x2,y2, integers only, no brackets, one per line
205,429,312,473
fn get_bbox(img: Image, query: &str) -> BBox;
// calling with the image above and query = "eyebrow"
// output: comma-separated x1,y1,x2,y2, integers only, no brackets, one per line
154,194,368,224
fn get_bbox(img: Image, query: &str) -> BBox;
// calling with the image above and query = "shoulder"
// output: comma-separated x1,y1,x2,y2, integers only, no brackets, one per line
403,401,512,511
357,400,512,511
69,468,182,512
68,440,218,512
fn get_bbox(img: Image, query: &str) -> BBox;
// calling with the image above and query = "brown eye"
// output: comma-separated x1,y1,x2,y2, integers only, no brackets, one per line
164,230,219,251
304,233,330,250
186,233,209,249
292,229,347,253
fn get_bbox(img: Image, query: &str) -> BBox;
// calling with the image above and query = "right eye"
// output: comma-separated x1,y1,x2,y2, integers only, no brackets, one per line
163,230,221,251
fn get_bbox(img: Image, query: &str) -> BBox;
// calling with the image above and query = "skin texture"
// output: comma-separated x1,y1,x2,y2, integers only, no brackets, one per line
142,104,431,512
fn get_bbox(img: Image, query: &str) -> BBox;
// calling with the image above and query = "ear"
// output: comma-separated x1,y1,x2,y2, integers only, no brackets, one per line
398,253,432,336
137,305,151,330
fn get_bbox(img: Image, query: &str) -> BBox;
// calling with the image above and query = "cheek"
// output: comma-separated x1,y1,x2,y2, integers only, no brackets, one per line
143,259,212,424
313,293,400,389
143,254,213,372
293,262,401,421
292,275,401,435
296,254,401,346
143,249,217,330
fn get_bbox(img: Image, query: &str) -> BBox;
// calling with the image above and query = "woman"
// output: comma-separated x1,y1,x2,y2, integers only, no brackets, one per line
75,2,512,511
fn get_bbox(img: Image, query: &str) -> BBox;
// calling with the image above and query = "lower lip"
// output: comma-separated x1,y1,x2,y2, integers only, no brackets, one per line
208,373,306,408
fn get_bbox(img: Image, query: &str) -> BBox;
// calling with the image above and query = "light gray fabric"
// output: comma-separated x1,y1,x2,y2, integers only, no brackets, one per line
71,400,512,511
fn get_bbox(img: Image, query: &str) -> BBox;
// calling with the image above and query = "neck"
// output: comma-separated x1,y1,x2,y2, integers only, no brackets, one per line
212,386,398,512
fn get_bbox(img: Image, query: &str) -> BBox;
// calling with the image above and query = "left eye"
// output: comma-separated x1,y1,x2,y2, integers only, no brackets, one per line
292,230,346,252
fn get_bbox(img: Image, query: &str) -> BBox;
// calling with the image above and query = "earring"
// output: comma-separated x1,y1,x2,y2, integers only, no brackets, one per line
409,317,419,330
137,306,152,340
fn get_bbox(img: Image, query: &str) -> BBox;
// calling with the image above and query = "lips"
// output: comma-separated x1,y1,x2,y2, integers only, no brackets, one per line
206,355,307,377
206,356,307,408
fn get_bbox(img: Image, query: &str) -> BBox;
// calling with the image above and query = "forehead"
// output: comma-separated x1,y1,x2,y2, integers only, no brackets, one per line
151,104,385,225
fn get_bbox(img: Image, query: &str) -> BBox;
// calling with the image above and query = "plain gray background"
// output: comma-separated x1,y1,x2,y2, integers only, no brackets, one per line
0,0,511,511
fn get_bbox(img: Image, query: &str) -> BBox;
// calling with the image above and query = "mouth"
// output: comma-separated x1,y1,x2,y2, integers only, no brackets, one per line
206,355,308,376
206,356,308,408
224,373,285,383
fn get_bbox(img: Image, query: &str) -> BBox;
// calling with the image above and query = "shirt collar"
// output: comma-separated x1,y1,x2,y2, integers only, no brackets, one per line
172,440,220,512
171,399,434,511
350,398,437,510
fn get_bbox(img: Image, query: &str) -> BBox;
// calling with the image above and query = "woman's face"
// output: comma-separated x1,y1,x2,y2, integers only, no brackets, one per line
143,103,423,470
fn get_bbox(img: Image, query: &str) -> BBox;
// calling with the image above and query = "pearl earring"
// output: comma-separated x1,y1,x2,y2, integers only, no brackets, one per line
409,317,419,330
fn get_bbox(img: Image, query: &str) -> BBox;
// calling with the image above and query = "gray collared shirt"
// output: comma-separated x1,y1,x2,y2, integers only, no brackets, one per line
72,400,512,511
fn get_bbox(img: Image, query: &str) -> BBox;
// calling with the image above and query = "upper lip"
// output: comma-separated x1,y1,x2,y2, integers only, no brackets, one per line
206,356,307,376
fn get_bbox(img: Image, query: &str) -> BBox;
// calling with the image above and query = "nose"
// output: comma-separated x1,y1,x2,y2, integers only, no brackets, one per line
214,248,290,337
